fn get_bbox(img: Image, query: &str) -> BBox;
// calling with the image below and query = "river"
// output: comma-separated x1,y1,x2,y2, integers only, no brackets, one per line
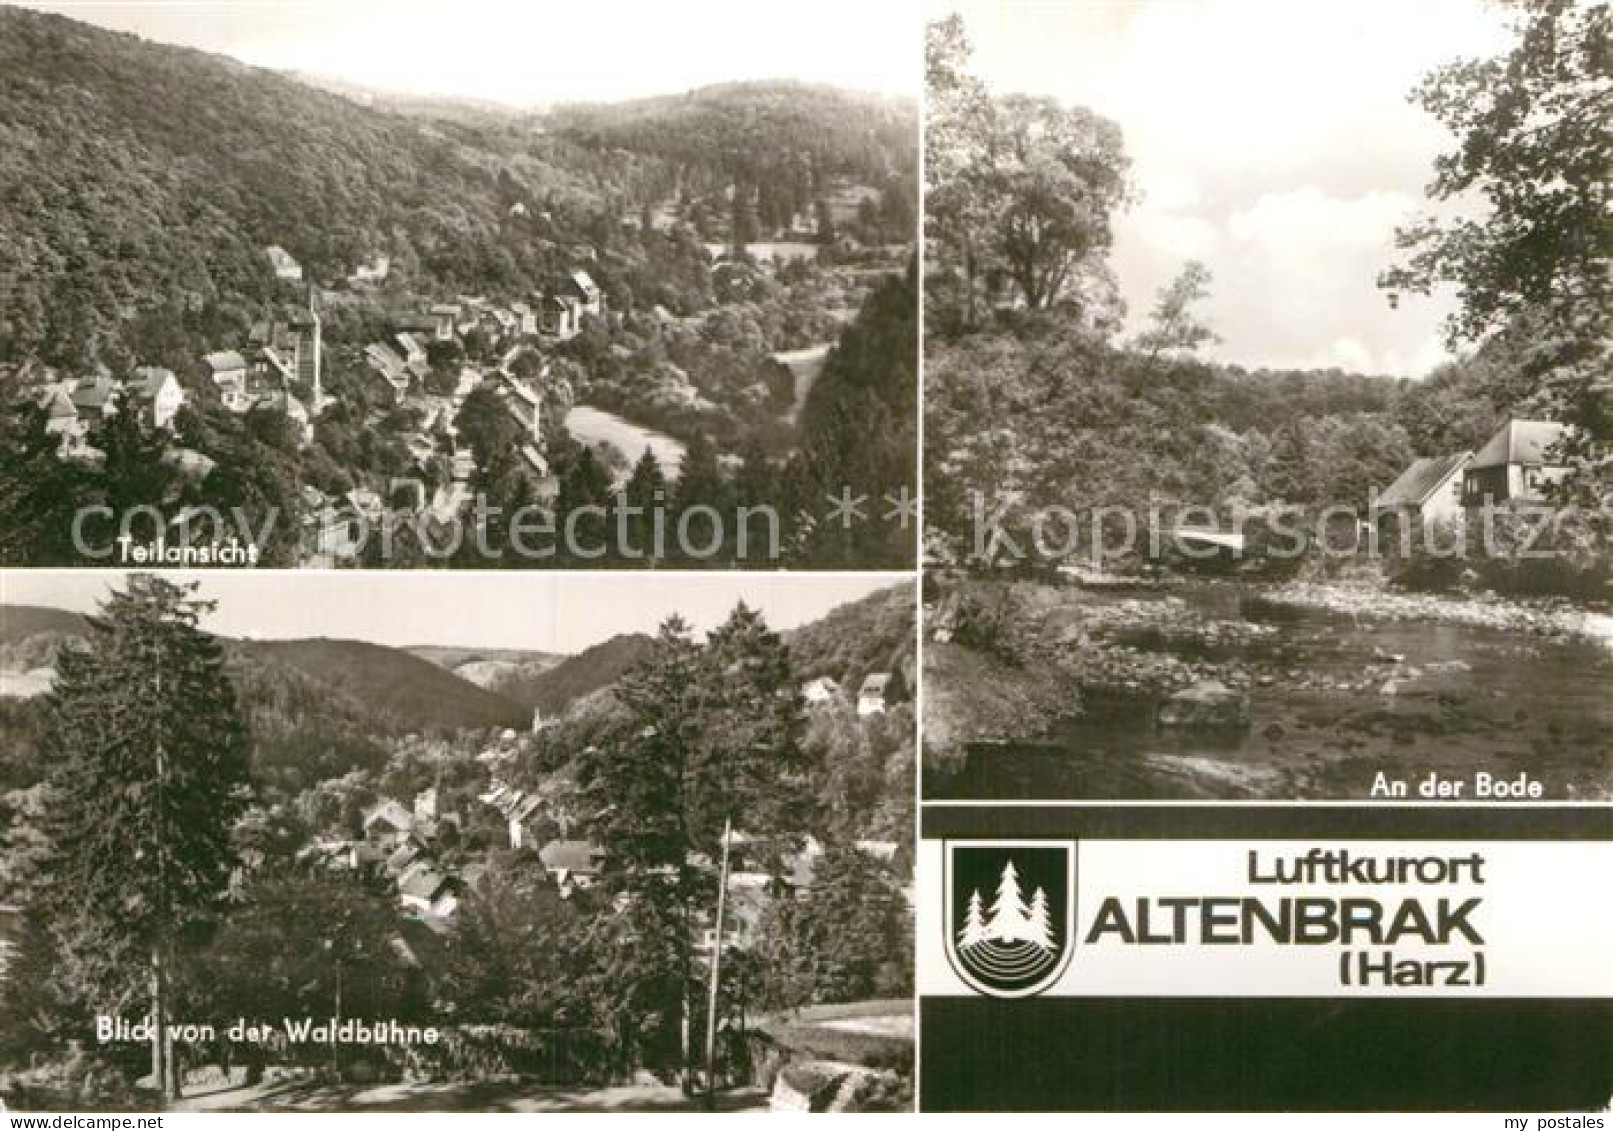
933,581,1613,802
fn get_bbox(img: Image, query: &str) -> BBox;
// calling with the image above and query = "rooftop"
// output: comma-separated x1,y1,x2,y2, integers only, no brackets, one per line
1378,451,1471,508
1469,419,1569,471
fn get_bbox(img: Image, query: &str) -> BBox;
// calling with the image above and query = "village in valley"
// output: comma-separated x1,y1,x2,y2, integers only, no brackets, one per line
0,5,918,569
8,190,910,568
0,573,918,1111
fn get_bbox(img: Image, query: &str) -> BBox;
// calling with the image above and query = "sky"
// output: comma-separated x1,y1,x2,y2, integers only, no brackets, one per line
0,572,902,653
940,0,1518,377
14,0,920,103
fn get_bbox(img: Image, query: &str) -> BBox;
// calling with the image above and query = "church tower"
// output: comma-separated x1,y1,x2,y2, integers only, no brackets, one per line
303,286,323,426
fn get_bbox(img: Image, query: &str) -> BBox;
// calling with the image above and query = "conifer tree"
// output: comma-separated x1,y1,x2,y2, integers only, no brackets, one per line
958,890,988,949
557,446,613,562
987,860,1033,943
40,575,252,1100
1026,887,1054,952
577,616,706,1073
694,603,807,860
617,447,668,563
672,432,729,561
0,400,95,565
578,603,808,1076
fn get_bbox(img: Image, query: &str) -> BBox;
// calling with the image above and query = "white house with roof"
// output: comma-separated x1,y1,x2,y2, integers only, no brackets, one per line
1463,419,1573,506
265,245,302,281
561,270,604,319
857,672,892,717
802,676,843,707
1374,450,1471,539
127,366,186,429
204,350,252,411
539,839,604,895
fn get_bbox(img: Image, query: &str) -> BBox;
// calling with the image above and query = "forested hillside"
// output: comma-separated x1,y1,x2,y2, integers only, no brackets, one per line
494,632,657,716
0,9,915,368
232,638,528,732
548,81,917,239
0,614,528,797
0,7,617,366
787,581,915,699
0,606,89,645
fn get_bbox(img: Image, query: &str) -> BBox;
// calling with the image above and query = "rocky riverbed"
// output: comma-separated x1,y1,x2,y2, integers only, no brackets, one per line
924,577,1613,801
1258,579,1613,644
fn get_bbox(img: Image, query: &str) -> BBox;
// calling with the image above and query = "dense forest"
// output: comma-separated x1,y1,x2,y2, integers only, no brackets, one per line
0,9,914,369
548,81,917,243
0,7,592,365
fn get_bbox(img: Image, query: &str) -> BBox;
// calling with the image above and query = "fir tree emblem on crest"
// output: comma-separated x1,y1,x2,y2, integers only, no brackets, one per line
945,841,1075,997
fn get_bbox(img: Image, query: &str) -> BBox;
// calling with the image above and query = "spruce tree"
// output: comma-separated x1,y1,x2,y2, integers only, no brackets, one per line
958,890,988,949
578,604,808,1077
557,447,613,563
988,860,1033,943
694,603,807,861
1026,887,1054,952
578,617,706,1073
672,432,729,563
618,447,668,564
41,575,252,1100
0,399,95,565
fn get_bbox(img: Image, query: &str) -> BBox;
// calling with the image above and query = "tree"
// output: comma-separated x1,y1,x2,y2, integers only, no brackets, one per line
814,199,836,244
672,432,730,561
1136,261,1219,365
1025,887,1054,952
40,575,253,1100
97,400,176,523
796,842,910,1003
454,386,523,476
0,909,77,1063
1382,0,1608,347
575,617,706,1072
1381,0,1611,480
188,869,426,1038
991,96,1131,312
986,860,1033,944
440,855,595,1028
925,15,999,330
958,890,988,949
926,17,1131,323
617,447,669,563
1263,421,1323,508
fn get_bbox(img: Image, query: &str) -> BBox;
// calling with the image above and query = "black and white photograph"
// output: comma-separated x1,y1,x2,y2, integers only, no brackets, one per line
0,570,916,1111
2,0,1610,1120
0,0,918,570
921,0,1611,801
